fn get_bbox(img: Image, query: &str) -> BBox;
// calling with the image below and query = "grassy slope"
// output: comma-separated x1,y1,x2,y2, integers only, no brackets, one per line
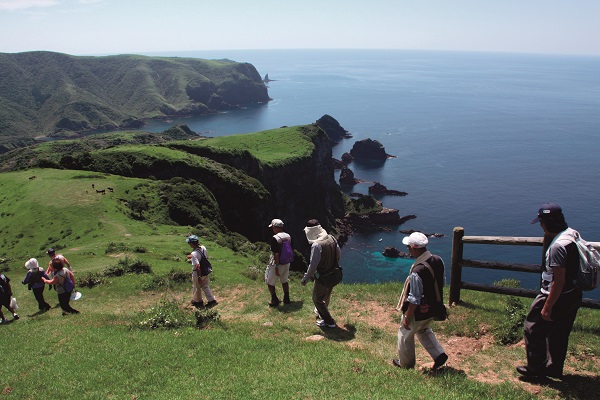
0,170,598,399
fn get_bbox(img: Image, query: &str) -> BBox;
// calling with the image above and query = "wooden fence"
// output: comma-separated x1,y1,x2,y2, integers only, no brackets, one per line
449,227,600,309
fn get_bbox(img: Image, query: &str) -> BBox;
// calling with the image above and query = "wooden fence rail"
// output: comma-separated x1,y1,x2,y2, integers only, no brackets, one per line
449,227,600,309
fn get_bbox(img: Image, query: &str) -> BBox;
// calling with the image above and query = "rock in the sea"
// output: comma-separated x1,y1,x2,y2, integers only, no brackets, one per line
382,247,411,258
316,114,352,141
368,182,408,196
368,207,402,224
341,152,354,164
339,166,358,185
349,138,388,161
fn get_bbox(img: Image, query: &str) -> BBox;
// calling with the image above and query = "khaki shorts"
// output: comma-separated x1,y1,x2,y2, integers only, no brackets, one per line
265,264,290,285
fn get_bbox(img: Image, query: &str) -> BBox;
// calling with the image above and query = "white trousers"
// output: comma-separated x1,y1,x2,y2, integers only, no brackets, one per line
192,270,215,303
397,315,445,368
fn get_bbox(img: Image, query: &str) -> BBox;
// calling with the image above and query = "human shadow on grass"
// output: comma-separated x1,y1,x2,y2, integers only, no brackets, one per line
275,300,304,313
318,323,357,342
422,366,467,378
519,373,600,399
27,309,50,317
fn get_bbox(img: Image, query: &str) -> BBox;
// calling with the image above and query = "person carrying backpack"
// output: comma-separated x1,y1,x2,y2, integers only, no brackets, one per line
265,219,293,307
22,258,51,312
517,203,582,379
0,273,19,323
42,258,79,315
187,235,217,308
301,219,340,328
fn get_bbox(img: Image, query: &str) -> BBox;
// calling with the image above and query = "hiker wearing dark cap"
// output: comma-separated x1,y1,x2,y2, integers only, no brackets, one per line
187,235,217,308
301,219,341,328
517,203,582,379
46,248,72,276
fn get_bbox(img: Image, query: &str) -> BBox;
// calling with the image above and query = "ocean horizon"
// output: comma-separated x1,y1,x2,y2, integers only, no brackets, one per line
138,49,600,299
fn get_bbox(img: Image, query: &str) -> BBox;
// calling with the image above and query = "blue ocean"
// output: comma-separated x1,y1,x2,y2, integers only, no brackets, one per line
141,49,600,297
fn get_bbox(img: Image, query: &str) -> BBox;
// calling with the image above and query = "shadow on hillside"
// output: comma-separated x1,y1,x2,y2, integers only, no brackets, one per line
319,323,357,342
520,374,600,399
423,366,467,378
276,300,304,313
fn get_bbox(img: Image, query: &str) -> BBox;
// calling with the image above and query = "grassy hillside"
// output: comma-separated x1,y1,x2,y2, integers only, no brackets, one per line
0,169,598,399
0,51,269,150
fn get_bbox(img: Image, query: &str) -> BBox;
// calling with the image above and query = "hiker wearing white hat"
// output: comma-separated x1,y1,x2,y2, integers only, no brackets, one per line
394,232,447,370
265,219,293,307
301,219,341,328
21,258,51,312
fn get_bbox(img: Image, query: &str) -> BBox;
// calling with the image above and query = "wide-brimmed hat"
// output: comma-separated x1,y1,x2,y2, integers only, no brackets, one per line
24,258,39,270
304,219,328,243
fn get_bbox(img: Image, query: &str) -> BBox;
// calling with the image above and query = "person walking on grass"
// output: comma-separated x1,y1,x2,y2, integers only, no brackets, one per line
22,258,51,312
187,235,217,309
42,258,79,315
0,273,19,323
517,203,582,379
393,232,447,370
265,219,292,307
301,219,340,328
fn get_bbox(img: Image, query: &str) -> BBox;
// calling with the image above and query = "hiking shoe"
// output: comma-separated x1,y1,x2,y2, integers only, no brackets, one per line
12,314,19,320
316,319,337,328
432,353,448,370
206,300,218,308
392,358,413,369
516,365,545,378
268,298,280,307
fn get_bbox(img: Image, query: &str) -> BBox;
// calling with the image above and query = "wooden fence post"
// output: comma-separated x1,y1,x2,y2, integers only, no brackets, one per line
449,227,465,305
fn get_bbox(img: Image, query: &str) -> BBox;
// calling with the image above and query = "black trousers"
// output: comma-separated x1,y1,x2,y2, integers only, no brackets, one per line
33,287,51,310
523,290,582,374
58,291,79,314
313,279,335,324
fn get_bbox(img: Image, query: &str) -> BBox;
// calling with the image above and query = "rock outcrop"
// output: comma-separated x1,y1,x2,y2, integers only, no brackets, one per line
368,182,408,196
316,115,352,141
382,247,411,258
339,166,359,185
349,138,389,161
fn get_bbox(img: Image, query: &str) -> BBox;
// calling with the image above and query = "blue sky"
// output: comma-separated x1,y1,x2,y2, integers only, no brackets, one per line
1,0,599,56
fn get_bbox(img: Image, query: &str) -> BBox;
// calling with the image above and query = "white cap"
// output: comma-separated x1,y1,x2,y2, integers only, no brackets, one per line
402,232,428,248
268,219,284,228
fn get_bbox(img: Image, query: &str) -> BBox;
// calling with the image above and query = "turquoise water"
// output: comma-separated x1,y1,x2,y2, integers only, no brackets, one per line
141,50,600,296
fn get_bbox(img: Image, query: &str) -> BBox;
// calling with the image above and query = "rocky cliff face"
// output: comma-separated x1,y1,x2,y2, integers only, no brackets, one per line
186,124,345,254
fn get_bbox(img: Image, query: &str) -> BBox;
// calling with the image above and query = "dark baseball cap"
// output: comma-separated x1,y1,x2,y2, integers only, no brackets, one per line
531,203,563,224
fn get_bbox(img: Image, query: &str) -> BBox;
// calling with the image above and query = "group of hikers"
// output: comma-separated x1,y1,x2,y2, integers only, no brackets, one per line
1,203,583,378
238,205,582,376
0,248,79,323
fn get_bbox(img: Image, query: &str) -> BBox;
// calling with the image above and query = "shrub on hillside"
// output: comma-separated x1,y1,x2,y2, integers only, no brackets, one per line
78,272,107,288
492,279,527,345
103,256,152,276
132,299,194,330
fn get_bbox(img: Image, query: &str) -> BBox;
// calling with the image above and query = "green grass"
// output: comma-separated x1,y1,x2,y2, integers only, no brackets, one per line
170,125,318,167
0,168,598,399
